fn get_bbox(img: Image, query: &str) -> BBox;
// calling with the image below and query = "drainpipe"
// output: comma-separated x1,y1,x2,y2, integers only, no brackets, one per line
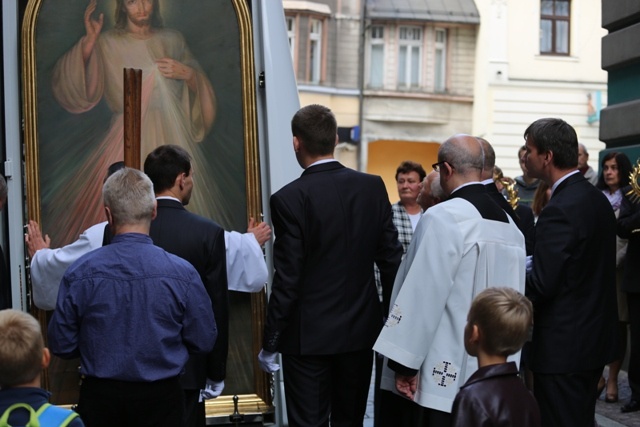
357,0,367,171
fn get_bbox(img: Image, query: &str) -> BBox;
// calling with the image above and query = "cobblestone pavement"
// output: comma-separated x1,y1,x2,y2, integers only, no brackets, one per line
596,367,640,427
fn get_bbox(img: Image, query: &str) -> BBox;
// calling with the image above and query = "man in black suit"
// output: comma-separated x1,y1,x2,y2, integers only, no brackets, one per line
523,118,618,426
144,145,228,427
478,137,535,255
258,104,402,426
616,187,640,413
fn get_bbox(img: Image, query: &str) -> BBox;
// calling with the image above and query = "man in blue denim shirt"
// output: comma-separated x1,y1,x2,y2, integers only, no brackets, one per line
48,168,217,427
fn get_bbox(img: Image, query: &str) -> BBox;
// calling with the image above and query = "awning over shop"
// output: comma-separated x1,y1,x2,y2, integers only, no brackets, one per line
366,0,480,25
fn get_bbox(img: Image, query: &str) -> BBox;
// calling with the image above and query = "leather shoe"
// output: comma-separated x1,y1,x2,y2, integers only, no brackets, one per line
621,400,640,413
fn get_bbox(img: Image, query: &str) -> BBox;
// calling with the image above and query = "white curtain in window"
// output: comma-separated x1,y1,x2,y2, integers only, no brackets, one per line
556,20,569,53
540,19,552,52
310,39,319,82
434,29,447,92
541,0,554,14
397,26,422,88
370,44,384,88
286,17,295,60
309,19,322,83
435,50,445,91
555,0,570,16
410,48,420,86
398,46,407,86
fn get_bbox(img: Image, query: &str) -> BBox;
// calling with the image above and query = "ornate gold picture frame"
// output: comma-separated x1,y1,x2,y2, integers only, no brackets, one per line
22,0,271,420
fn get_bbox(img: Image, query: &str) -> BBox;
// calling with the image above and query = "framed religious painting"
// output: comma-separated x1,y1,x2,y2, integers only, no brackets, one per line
22,0,272,421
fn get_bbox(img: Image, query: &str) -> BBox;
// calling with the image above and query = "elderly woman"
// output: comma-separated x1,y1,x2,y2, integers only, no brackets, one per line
392,160,427,249
374,160,426,427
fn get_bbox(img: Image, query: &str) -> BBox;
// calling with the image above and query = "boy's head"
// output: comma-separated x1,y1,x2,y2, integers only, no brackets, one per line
0,309,50,388
464,287,533,358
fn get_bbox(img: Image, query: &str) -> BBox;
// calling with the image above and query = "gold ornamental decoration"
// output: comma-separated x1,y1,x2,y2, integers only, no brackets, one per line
502,178,520,210
626,159,640,204
493,167,519,209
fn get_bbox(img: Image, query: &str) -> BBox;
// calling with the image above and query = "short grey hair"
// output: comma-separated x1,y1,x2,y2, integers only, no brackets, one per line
103,168,155,227
439,135,484,175
430,173,445,200
578,143,588,155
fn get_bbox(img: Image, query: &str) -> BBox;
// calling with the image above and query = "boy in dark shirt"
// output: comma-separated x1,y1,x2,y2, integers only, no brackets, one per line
451,287,541,427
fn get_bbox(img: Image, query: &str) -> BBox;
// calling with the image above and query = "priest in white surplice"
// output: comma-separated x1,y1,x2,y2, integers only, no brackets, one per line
373,134,526,426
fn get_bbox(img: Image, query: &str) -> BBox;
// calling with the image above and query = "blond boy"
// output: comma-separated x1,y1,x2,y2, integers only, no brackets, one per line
0,309,83,426
451,288,541,427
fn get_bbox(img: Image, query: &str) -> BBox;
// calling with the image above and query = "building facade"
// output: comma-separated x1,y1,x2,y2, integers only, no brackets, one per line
283,0,607,194
472,0,607,178
600,2,640,161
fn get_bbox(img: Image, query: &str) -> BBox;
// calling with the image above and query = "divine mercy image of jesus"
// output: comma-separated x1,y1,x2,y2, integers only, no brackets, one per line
25,0,263,404
33,0,248,247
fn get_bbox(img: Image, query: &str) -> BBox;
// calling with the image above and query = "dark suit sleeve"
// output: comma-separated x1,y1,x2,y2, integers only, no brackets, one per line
516,205,536,256
618,191,640,238
374,179,402,315
263,192,305,352
206,227,228,381
183,271,218,355
526,204,572,304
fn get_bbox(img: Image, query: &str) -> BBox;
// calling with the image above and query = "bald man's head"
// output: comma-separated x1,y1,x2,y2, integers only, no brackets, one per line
477,137,496,180
438,134,484,174
437,134,484,195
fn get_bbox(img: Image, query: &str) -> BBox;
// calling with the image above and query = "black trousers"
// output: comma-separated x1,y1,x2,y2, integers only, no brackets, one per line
533,368,601,427
282,349,373,427
77,376,184,427
182,389,206,427
375,388,449,427
628,292,640,400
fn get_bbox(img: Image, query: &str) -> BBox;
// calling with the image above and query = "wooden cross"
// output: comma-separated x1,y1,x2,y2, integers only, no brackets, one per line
40,69,143,394
123,68,142,169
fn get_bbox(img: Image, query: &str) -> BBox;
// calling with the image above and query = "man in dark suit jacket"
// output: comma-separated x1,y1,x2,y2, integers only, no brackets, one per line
523,118,618,427
478,137,535,255
258,104,402,426
616,188,640,413
144,145,227,427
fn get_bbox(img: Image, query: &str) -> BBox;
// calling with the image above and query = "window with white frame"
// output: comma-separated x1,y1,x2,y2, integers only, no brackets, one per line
397,26,422,88
540,0,570,55
309,19,322,83
434,28,447,92
286,16,296,60
369,25,385,88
